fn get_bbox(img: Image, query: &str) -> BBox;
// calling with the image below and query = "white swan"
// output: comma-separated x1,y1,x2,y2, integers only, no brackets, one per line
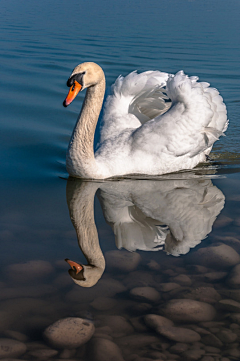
63,62,228,179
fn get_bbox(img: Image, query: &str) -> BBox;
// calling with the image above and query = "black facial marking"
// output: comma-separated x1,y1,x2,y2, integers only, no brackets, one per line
67,71,86,87
68,268,86,281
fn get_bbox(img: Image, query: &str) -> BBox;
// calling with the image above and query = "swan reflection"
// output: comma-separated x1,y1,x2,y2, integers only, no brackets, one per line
66,176,225,287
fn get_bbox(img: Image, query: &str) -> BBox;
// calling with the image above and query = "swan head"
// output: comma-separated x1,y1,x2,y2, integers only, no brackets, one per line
63,62,104,107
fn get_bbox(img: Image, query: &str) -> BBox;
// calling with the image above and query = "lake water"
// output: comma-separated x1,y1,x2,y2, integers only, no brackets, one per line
1,0,240,360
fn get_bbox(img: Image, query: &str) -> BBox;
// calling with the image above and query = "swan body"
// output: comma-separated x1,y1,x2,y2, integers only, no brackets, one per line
64,62,228,179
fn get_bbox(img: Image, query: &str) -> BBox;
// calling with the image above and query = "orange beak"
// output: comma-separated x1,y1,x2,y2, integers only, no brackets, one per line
65,258,83,274
63,81,82,107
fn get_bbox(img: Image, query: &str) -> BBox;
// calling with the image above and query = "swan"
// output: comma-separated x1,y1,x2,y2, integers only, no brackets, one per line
63,62,228,179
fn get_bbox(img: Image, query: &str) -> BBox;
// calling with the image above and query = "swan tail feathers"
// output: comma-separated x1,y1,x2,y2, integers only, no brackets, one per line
166,71,227,129
222,119,229,133
151,71,228,158
167,71,227,129
203,127,225,147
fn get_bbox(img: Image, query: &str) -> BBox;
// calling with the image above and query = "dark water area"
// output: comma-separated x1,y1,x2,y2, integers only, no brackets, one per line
1,0,240,360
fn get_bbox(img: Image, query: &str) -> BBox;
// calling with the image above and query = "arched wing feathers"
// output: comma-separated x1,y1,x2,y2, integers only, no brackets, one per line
131,71,228,158
99,70,170,143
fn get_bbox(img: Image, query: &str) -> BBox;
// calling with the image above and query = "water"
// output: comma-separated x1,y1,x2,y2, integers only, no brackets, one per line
1,0,240,359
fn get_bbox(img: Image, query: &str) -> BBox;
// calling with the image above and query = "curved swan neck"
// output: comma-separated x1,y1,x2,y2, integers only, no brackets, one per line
66,77,105,178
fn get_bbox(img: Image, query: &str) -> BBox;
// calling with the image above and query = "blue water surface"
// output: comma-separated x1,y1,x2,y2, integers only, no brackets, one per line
1,0,240,359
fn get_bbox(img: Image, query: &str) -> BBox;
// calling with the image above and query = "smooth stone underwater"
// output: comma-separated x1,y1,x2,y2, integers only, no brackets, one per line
160,299,216,322
43,317,95,349
188,244,240,270
0,338,27,359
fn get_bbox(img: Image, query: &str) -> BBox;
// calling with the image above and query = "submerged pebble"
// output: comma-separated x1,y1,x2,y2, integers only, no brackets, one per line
161,299,216,322
144,314,200,342
116,334,159,351
171,274,192,286
123,271,157,289
88,338,124,361
3,330,28,343
216,329,238,343
187,244,240,269
182,348,205,360
146,260,161,271
201,357,215,361
213,215,233,229
59,348,76,358
130,287,160,303
96,315,134,338
182,287,221,304
4,260,54,284
225,347,240,357
204,271,228,281
144,314,174,330
158,283,181,292
27,348,58,358
130,316,149,333
25,341,49,350
130,302,153,315
229,313,240,324
214,235,240,253
0,284,57,301
201,333,223,347
227,264,240,288
43,317,95,349
159,326,201,343
204,345,221,353
220,289,240,302
0,338,27,359
169,342,189,354
219,299,240,312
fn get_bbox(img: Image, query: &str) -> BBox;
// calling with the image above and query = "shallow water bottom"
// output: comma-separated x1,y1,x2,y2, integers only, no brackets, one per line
1,173,240,361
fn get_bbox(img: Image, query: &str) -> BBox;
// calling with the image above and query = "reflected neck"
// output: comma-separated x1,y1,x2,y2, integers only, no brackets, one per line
67,180,105,286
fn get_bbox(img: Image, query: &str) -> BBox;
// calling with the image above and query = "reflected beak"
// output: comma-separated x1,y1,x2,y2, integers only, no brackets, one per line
63,81,82,107
65,258,83,274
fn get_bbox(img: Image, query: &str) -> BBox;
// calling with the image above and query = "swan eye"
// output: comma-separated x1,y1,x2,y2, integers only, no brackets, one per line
67,71,86,88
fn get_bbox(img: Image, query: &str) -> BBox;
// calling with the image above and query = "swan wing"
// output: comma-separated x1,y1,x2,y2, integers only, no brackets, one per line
131,71,228,158
99,70,170,143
